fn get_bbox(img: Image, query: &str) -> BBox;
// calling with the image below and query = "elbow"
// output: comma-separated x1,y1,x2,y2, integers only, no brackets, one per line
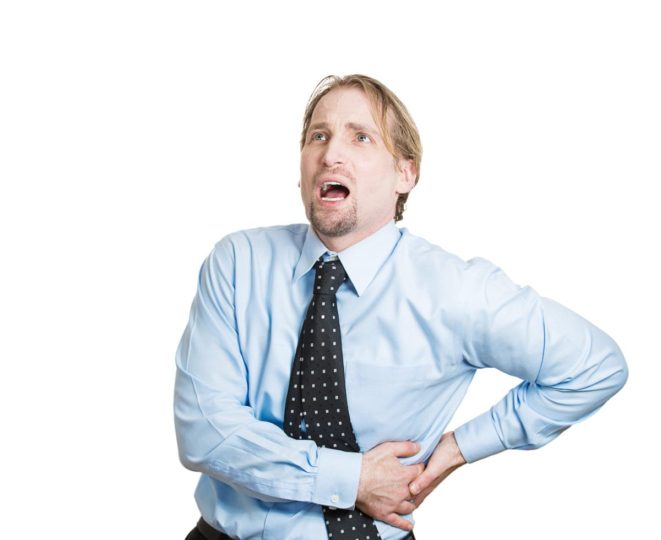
175,422,205,472
593,338,628,401
178,447,205,473
174,412,227,473
174,373,228,473
175,425,225,474
177,448,196,472
174,405,222,473
176,429,200,471
609,345,629,396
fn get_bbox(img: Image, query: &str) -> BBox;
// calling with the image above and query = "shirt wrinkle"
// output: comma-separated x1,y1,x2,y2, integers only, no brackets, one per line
175,221,628,540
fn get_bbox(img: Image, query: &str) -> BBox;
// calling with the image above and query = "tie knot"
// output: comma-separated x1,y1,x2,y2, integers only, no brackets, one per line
313,257,347,296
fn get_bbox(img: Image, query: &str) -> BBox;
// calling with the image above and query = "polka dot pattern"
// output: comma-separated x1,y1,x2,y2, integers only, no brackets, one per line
284,255,382,539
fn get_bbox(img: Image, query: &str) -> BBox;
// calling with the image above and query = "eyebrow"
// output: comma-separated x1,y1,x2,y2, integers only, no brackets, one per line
308,122,380,138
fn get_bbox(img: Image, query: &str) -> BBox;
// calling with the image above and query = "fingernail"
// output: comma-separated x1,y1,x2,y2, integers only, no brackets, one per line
410,483,419,495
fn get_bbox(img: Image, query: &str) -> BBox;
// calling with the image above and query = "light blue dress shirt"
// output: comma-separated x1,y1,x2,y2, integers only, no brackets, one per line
174,221,627,540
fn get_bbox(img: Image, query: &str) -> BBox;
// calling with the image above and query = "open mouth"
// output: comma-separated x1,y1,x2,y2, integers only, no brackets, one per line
320,181,351,201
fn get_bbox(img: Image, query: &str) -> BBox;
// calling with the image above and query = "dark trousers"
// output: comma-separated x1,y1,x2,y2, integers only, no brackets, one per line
186,517,417,539
185,518,232,540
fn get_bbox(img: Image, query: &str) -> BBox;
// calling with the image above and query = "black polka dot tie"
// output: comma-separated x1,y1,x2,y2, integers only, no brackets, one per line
285,255,381,539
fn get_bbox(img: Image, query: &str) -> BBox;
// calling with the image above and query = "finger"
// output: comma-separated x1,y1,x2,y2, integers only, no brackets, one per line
384,512,414,532
409,467,437,496
403,462,426,482
395,500,417,515
385,440,420,458
412,462,425,477
412,484,435,508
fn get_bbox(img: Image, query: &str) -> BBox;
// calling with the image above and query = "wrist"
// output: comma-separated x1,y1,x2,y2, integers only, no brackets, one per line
446,431,467,467
315,447,362,509
356,451,371,505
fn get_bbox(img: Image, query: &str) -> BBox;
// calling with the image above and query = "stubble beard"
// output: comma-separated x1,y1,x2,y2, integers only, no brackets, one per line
308,198,358,238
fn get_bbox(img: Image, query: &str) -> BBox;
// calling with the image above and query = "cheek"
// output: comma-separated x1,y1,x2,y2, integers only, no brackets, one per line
300,154,319,180
301,182,313,201
360,161,398,194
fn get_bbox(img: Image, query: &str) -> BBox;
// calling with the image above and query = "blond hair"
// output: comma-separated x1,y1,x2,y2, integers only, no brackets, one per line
300,74,422,222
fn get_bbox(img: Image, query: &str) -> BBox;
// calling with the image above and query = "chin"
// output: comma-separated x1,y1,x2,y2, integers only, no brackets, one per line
309,202,357,238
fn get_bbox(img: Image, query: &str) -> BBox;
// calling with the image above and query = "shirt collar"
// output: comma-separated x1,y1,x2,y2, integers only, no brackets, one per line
293,221,401,297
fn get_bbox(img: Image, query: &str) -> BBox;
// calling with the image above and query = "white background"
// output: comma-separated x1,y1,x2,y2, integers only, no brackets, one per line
1,1,659,538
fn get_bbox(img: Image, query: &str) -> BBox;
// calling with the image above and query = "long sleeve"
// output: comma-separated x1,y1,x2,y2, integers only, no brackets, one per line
453,257,629,463
174,238,361,507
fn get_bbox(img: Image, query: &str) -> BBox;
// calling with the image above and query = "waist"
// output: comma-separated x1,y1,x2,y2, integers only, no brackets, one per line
196,476,416,539
198,517,416,540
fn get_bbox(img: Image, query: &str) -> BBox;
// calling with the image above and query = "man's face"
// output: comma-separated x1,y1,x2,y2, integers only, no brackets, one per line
300,86,414,249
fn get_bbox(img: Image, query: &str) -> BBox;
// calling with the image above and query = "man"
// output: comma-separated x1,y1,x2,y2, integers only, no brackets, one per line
175,74,628,540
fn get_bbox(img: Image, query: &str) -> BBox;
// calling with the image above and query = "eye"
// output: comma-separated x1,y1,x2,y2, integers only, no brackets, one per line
311,132,327,142
356,133,371,143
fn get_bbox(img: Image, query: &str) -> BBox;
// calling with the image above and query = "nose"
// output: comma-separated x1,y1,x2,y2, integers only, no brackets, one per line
321,136,346,168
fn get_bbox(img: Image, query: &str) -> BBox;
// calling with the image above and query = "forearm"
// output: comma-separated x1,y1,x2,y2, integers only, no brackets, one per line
174,240,362,507
175,360,362,506
458,260,628,462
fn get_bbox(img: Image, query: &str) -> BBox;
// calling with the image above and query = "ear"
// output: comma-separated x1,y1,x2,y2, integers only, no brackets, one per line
395,158,417,195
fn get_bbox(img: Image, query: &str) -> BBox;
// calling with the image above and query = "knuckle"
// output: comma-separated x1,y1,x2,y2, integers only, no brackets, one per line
412,475,425,488
388,514,403,527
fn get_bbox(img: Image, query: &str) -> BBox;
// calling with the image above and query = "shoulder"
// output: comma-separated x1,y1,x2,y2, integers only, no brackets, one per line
396,227,500,282
396,228,525,321
210,223,308,263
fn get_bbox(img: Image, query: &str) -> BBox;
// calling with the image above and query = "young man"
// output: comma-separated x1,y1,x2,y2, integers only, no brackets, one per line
175,74,627,540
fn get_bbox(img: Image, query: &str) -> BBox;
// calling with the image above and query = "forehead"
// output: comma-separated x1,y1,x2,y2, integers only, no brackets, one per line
310,86,379,128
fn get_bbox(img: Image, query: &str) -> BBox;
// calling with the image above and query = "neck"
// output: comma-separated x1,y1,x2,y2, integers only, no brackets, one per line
313,218,392,253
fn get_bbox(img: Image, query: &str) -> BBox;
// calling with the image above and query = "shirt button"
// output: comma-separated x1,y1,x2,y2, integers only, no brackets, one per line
330,495,339,504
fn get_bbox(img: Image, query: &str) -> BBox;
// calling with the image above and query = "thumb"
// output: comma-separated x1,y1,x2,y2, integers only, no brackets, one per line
387,440,420,458
409,466,436,496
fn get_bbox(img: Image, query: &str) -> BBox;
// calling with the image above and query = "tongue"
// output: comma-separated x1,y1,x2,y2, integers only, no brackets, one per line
325,187,348,198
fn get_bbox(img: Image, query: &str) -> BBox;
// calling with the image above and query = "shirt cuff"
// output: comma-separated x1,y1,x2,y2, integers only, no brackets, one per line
454,410,507,463
313,447,362,509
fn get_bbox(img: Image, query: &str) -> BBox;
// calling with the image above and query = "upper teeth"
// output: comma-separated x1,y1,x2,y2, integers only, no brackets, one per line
320,181,348,201
323,182,343,190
